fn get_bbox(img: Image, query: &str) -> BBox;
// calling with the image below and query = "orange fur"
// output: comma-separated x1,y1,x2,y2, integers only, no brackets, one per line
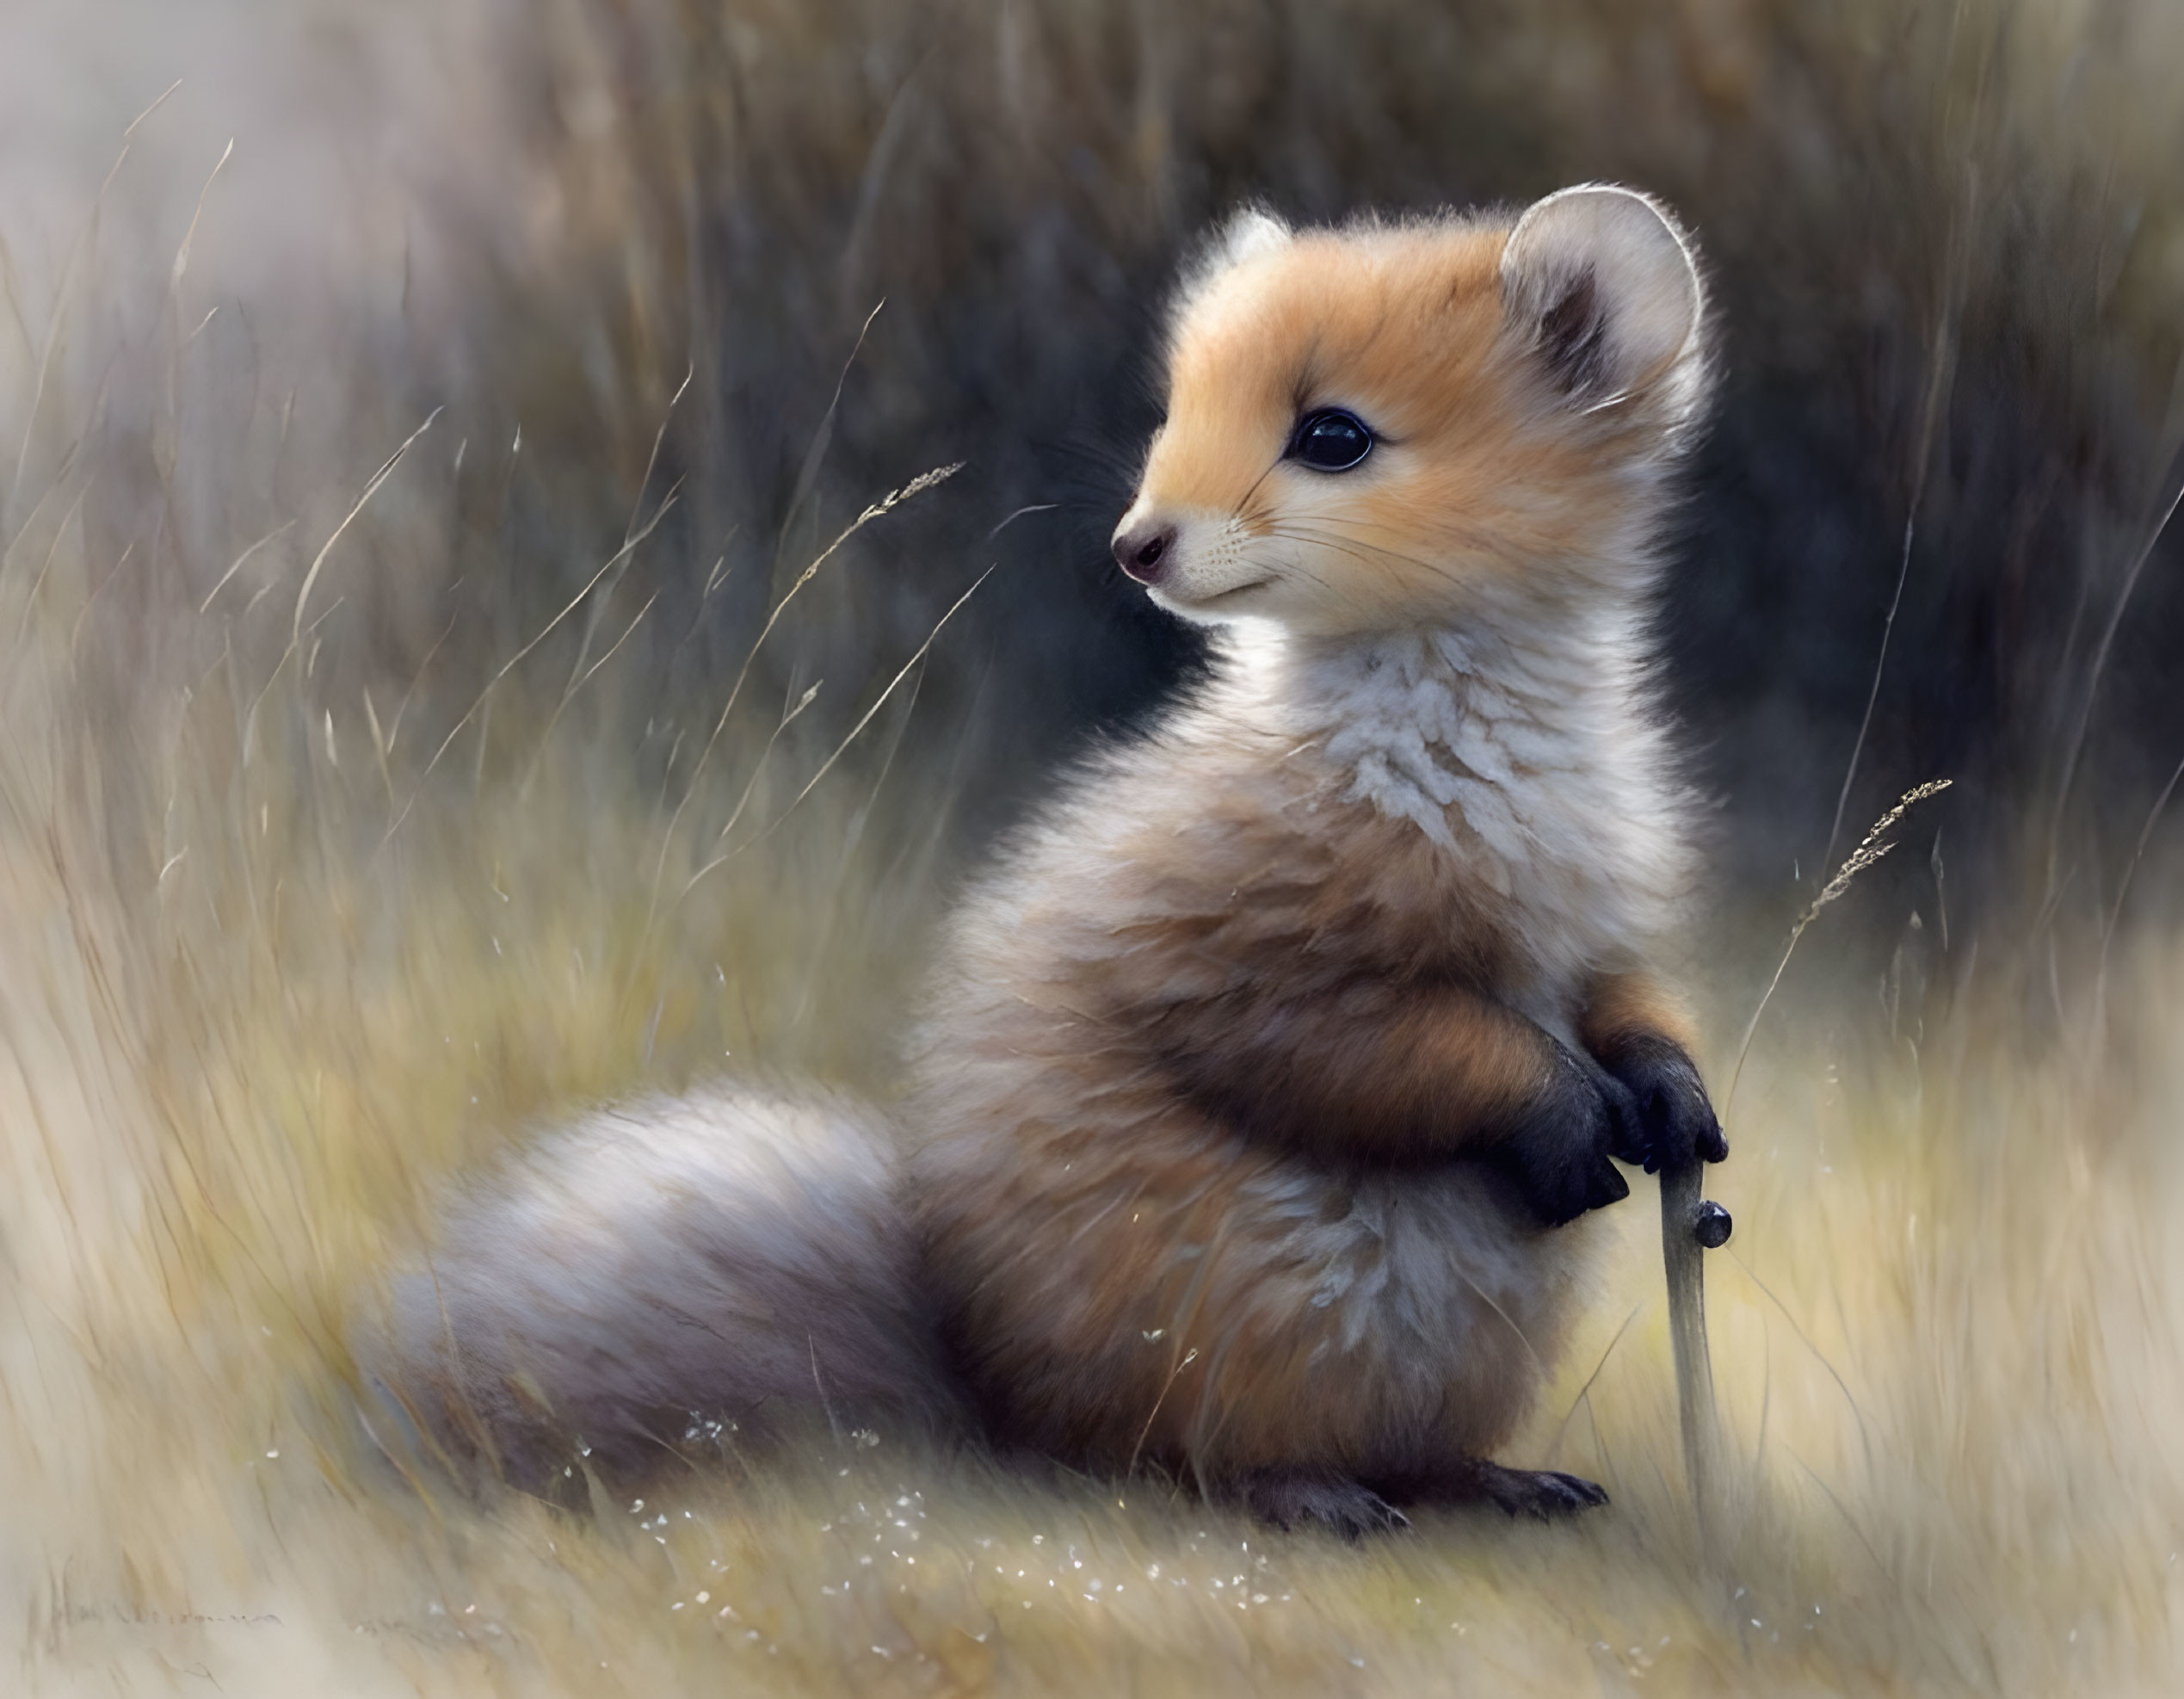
1126,207,1705,636
1581,969,1701,1061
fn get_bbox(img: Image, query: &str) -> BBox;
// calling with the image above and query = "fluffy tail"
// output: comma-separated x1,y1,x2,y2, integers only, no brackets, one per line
355,1083,958,1489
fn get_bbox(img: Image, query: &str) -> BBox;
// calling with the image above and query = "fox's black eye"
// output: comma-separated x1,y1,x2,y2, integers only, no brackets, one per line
1286,408,1374,472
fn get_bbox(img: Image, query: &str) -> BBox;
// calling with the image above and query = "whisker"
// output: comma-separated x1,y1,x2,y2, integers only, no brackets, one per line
1255,523,1446,602
1231,534,1348,601
1263,521,1479,590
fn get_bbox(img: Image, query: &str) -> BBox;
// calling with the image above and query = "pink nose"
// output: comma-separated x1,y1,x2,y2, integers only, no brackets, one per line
1112,521,1176,584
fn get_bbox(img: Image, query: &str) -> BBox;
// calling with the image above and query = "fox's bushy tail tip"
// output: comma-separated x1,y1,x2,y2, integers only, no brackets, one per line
354,1082,959,1491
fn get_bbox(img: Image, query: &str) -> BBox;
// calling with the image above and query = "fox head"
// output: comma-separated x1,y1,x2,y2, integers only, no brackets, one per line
1111,186,1712,639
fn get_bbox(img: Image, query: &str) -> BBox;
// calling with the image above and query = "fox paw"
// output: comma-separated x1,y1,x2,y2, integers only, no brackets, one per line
1241,1471,1410,1540
1602,1038,1727,1175
1467,1461,1610,1521
1497,1047,1636,1227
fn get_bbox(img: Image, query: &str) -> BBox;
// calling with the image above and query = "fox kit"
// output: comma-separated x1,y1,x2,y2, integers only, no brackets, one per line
363,185,1727,1535
905,184,1725,1531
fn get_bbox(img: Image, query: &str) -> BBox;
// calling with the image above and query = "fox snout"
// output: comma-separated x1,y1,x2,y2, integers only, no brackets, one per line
1107,504,1271,621
1112,517,1177,584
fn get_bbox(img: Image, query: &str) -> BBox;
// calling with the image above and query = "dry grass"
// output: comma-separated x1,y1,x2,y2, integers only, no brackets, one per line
7,597,2180,1693
4,0,2184,1692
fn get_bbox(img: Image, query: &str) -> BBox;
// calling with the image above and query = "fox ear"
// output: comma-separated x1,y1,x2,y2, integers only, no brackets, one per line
1172,205,1293,318
1206,205,1292,272
1501,186,1704,405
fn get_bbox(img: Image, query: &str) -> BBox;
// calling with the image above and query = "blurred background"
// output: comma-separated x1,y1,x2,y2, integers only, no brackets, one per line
3,0,2182,1693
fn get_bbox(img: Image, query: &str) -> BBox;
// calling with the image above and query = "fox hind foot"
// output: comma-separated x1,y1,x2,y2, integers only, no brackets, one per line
1456,1460,1610,1521
1377,1459,1608,1521
1240,1470,1410,1539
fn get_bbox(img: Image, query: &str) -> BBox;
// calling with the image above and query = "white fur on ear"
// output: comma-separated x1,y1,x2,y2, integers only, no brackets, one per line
1172,204,1293,318
1210,205,1292,270
1501,185,1704,405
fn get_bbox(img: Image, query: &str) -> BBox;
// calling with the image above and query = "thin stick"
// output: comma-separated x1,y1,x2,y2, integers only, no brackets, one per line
1682,779,1952,1547
1659,1160,1720,1545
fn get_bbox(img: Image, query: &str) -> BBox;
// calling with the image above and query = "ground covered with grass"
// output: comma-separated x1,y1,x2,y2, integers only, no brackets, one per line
5,689,2180,1693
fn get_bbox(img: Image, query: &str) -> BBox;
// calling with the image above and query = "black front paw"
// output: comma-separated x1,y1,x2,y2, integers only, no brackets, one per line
1497,1046,1636,1228
1602,1037,1727,1175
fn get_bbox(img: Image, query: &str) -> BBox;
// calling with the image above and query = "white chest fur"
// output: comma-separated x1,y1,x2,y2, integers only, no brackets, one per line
1215,617,1688,1022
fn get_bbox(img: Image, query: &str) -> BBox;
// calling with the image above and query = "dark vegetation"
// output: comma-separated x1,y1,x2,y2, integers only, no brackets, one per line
420,0,2184,928
20,1,2184,1051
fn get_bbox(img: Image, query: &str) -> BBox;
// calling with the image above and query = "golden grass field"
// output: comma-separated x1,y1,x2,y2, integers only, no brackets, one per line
6,601,2180,1698
5,0,2184,1692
